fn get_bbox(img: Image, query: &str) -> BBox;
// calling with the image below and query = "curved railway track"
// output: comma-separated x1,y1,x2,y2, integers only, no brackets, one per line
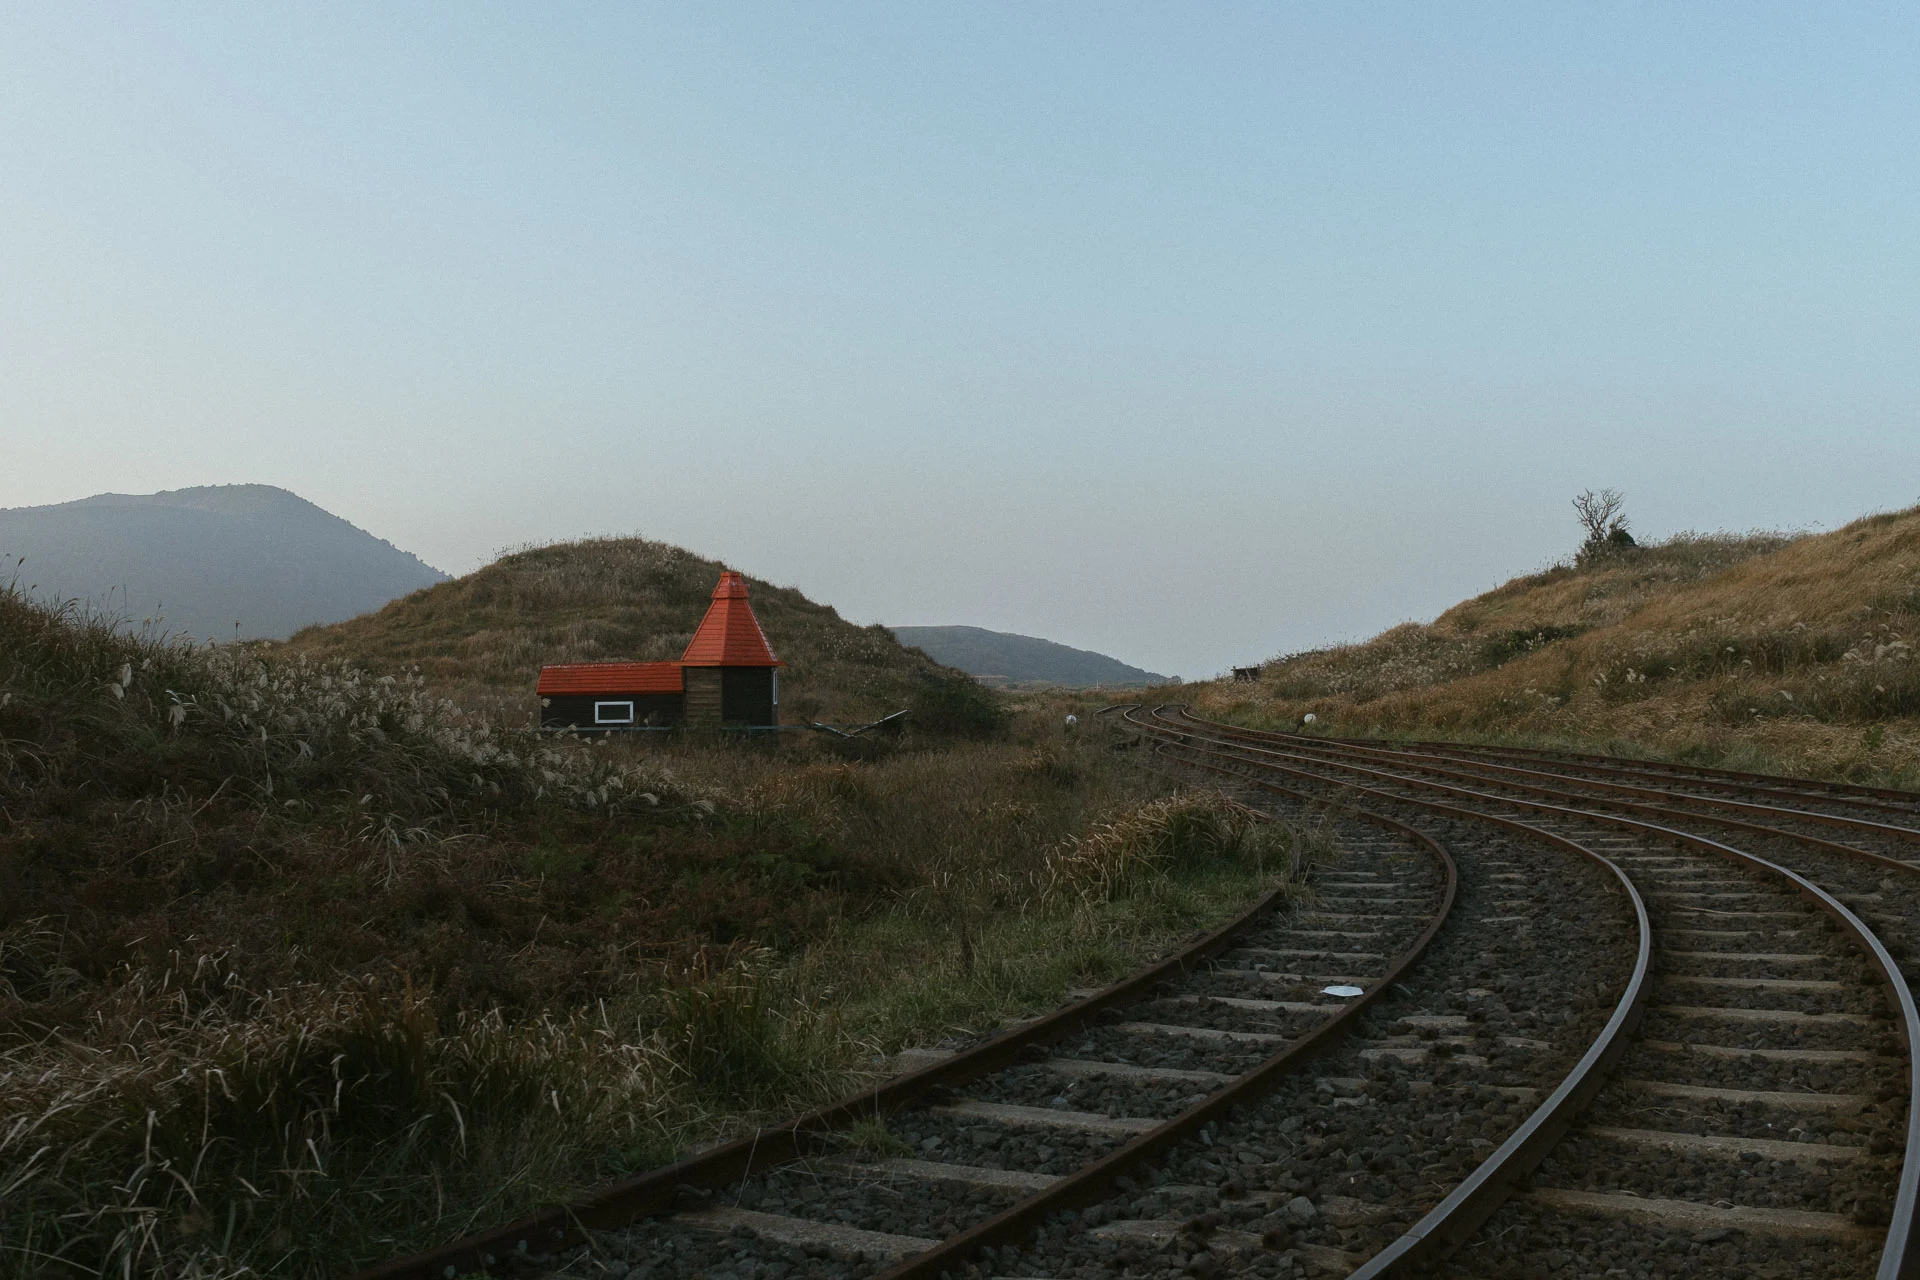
353,780,1469,1280
1372,737,1920,814
350,716,1920,1280
1131,706,1920,1279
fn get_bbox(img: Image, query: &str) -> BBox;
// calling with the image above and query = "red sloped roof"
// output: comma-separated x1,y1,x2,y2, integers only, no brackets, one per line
537,661,684,695
680,571,783,667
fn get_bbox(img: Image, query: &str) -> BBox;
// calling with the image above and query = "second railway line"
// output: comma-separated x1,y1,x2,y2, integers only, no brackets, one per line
1129,704,1920,1278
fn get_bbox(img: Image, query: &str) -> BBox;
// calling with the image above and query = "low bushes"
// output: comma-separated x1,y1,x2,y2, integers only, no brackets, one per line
908,671,1010,739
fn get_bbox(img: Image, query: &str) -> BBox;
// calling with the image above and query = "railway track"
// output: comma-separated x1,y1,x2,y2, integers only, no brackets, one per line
353,777,1470,1280
1130,706,1920,1278
350,716,1920,1280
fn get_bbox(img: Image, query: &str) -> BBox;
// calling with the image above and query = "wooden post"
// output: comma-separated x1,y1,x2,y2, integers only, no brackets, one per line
684,667,723,727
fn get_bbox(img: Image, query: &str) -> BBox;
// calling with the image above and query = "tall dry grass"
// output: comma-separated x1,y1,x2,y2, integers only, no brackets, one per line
1041,793,1290,905
2,960,682,1279
0,575,705,835
1,583,1296,1276
1198,510,1920,784
0,582,719,1275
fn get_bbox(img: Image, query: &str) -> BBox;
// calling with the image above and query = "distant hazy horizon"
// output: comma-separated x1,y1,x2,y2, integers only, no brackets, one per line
5,6,1916,678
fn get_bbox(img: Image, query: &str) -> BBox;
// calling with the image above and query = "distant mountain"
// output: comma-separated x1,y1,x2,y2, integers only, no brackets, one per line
891,625,1173,689
0,484,448,641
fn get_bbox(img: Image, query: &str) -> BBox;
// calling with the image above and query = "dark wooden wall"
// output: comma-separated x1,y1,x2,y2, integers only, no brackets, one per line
540,670,774,730
721,667,777,726
541,693,683,730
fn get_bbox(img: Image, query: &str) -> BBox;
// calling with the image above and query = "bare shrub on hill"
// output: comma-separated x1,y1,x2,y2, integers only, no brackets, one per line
1572,486,1634,564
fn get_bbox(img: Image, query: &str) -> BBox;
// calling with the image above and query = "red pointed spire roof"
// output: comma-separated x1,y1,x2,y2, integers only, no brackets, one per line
680,571,783,667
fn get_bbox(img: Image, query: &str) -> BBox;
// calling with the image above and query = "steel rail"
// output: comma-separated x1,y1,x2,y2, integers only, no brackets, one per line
1160,710,1920,847
1382,738,1920,820
1159,717,1920,855
1155,706,1920,922
866,767,1458,1280
1119,709,1656,1275
1169,709,1920,888
348,770,1454,1280
1331,730,1920,809
1139,709,1920,1280
1344,824,1649,1275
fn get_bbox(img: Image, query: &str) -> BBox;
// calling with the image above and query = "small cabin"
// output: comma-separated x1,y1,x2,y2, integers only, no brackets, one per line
537,660,685,730
537,571,784,731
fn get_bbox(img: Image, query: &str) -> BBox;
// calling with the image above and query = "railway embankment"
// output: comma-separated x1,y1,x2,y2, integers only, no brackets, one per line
1197,503,1920,788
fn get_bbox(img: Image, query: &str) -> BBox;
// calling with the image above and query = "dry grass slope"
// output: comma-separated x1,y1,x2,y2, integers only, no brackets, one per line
282,537,965,725
1196,506,1920,785
1,575,1292,1277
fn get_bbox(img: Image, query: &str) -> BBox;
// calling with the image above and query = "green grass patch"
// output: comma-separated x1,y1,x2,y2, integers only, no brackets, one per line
815,855,1306,1056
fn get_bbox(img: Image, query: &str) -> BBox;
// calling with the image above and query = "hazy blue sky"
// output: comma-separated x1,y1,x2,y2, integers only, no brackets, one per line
3,5,1916,677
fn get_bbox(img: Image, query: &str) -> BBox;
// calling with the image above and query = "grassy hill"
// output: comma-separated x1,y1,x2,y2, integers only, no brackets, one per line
891,624,1173,689
0,564,1273,1277
283,537,974,725
1193,506,1920,785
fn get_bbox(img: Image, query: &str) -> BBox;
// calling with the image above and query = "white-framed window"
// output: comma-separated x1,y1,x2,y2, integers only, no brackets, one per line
594,700,635,725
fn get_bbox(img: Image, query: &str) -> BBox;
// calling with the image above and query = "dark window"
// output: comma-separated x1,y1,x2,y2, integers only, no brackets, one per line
594,701,635,724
